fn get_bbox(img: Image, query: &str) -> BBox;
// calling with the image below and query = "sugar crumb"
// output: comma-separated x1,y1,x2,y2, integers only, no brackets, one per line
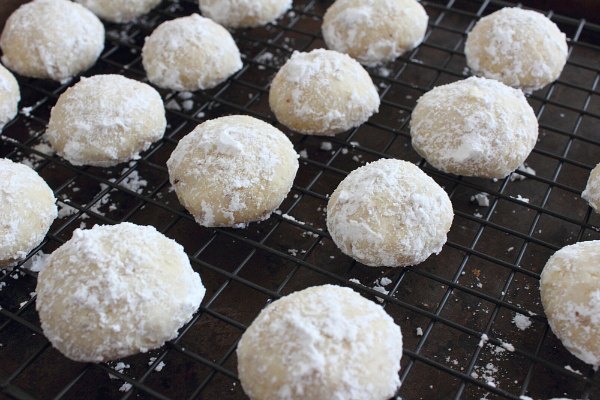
512,313,532,331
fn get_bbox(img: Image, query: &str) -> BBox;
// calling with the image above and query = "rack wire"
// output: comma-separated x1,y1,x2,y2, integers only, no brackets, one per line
1,0,600,398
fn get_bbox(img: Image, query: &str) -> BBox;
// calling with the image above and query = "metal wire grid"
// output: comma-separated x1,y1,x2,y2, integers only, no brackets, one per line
0,0,599,398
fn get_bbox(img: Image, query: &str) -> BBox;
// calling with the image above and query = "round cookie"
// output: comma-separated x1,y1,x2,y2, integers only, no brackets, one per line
0,63,20,130
0,0,105,82
75,0,162,23
322,0,428,66
410,76,538,178
237,285,403,400
199,0,292,28
167,115,299,228
465,7,568,91
142,14,243,91
540,241,600,365
269,49,380,135
46,74,166,167
0,158,57,268
582,163,600,213
326,159,453,267
36,222,205,362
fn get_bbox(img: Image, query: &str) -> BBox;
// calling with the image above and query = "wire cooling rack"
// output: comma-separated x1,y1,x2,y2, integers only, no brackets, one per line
1,0,600,399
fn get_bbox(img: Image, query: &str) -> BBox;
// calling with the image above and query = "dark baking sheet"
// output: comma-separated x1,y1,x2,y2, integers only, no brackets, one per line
1,0,600,399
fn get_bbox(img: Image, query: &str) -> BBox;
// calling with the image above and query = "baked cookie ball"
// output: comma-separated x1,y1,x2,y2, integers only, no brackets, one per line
582,163,600,213
540,241,600,365
0,0,105,82
0,64,20,130
142,14,243,91
167,115,298,228
36,222,205,362
75,0,161,23
46,75,166,167
269,49,380,135
465,7,568,91
0,159,57,268
237,285,403,400
322,0,428,66
410,77,538,178
199,0,292,28
326,159,453,267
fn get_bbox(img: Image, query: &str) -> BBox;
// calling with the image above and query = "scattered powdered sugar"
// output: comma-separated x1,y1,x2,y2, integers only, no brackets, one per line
379,277,393,286
57,200,79,219
119,383,132,392
255,51,273,65
181,100,194,112
512,313,532,331
416,327,423,336
16,139,56,169
510,164,536,181
471,192,490,207
564,365,582,375
178,91,193,100
478,333,489,348
274,210,306,225
500,341,515,352
154,361,166,372
165,99,181,111
372,284,389,303
320,141,333,151
22,251,49,273
512,194,530,204
117,169,148,194
109,361,130,379
472,362,498,387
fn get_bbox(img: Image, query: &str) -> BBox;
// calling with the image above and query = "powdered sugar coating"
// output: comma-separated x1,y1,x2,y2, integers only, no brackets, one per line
410,76,538,178
540,241,600,366
582,163,600,213
237,285,403,399
465,7,568,91
269,49,380,135
36,222,205,362
322,0,428,66
0,158,57,267
327,159,453,267
0,64,19,130
142,14,243,91
76,0,161,23
167,115,299,227
199,0,292,28
0,0,104,81
46,75,166,167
